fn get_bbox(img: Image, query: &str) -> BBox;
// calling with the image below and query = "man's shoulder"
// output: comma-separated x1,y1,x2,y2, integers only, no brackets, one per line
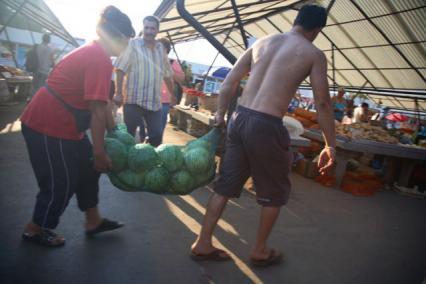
309,46,325,64
129,38,144,47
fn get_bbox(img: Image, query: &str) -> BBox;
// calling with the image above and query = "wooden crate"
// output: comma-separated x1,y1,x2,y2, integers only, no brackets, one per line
199,95,218,113
169,108,179,125
186,118,209,137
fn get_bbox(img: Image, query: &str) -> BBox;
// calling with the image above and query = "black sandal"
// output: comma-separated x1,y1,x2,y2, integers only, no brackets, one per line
190,249,232,262
22,229,65,247
250,249,283,267
85,218,124,236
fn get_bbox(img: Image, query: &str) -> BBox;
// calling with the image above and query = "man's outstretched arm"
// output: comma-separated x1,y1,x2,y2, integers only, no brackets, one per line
310,51,336,174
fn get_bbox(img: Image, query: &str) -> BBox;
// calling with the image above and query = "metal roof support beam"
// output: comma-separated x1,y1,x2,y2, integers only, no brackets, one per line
383,2,426,72
332,43,336,93
243,0,307,27
165,0,306,36
163,0,286,22
325,5,426,28
291,6,395,88
202,23,236,87
5,0,79,46
298,85,426,99
161,3,290,35
0,0,28,34
230,0,248,49
320,30,377,90
176,0,237,64
166,31,183,68
349,0,425,82
326,0,337,14
171,0,229,38
321,40,426,52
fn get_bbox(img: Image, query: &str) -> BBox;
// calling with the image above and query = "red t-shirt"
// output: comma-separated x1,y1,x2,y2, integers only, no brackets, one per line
21,41,112,140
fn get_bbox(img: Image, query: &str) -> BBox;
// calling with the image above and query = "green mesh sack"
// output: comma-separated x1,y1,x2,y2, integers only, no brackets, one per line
107,127,221,195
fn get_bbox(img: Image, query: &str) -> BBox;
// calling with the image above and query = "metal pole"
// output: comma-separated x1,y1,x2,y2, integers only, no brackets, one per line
332,43,336,94
166,31,183,68
230,0,248,49
319,30,378,90
202,23,236,87
326,0,337,13
176,0,237,64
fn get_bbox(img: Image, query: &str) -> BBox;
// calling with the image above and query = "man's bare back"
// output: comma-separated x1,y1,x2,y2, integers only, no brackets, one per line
239,32,323,118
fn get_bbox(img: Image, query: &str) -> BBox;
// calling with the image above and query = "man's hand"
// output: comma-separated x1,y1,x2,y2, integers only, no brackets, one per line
317,147,336,175
214,112,225,127
93,151,113,173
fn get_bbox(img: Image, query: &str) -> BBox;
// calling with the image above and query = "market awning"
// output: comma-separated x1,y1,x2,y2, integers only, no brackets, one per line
0,0,79,47
154,0,426,114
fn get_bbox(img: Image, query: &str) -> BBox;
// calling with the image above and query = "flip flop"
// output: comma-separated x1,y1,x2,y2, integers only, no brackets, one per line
85,218,124,236
22,229,65,247
250,249,283,267
190,249,232,262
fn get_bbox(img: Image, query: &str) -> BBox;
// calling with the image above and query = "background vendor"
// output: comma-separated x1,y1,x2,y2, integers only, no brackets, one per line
331,87,347,122
353,102,370,123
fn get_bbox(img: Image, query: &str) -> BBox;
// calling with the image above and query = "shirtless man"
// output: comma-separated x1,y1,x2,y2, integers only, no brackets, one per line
190,5,336,267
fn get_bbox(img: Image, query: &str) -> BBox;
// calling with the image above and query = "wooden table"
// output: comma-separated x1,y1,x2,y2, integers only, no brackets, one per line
6,76,32,100
173,105,311,148
303,129,426,188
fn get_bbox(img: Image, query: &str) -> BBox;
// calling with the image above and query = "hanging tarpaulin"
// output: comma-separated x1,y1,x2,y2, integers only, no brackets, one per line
386,113,410,122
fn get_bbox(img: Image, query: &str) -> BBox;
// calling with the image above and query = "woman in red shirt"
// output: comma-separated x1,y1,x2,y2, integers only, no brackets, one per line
20,6,135,247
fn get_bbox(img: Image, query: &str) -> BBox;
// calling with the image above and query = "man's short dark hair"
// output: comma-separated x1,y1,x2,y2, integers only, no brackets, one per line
294,4,327,30
144,16,160,29
42,34,51,43
362,102,369,108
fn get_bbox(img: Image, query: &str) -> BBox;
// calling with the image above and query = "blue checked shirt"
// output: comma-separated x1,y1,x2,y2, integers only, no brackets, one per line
114,38,172,111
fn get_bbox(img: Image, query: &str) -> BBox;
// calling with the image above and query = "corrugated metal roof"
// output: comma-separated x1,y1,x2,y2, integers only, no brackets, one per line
0,0,79,47
155,0,426,112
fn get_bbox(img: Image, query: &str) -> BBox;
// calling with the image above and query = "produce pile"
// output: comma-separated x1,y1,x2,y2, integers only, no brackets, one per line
290,108,318,129
335,123,399,144
105,125,220,195
182,87,205,97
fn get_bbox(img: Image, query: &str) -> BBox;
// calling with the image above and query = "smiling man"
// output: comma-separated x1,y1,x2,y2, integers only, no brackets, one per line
114,16,173,146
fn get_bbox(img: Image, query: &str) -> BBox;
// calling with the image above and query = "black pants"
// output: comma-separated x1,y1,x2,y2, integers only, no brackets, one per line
22,124,100,229
123,104,163,147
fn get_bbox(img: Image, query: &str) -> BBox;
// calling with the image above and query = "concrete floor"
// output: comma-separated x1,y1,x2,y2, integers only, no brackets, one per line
0,103,425,284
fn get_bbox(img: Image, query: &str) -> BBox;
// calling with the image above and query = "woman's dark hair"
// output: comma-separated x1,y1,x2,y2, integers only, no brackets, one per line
98,6,135,39
159,38,171,53
294,4,327,30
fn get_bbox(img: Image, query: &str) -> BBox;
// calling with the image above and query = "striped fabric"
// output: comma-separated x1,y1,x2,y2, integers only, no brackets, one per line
115,38,172,111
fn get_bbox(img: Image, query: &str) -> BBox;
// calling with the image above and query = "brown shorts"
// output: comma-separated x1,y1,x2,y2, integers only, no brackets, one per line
215,106,293,207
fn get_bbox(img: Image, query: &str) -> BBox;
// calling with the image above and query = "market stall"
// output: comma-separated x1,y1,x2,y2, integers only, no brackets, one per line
173,104,310,148
303,128,426,188
0,65,32,102
155,0,426,196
